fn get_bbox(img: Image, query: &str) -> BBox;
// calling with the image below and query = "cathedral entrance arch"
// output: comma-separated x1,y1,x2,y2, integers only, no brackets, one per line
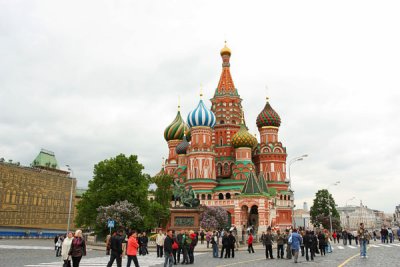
249,205,259,229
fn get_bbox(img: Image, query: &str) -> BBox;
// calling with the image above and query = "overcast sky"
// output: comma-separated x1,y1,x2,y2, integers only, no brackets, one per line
1,0,399,213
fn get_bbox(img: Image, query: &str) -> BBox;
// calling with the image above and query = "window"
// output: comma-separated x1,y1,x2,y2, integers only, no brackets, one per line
220,137,223,146
218,193,224,200
226,193,231,199
201,194,206,200
220,120,225,124
207,194,212,200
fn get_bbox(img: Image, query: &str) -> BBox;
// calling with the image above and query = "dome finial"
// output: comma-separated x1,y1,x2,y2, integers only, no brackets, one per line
241,110,245,124
200,83,203,99
178,96,181,111
220,41,231,56
265,85,269,102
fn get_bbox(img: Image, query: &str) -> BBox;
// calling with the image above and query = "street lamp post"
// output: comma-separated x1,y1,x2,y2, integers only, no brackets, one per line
327,181,340,233
66,165,75,234
287,154,308,227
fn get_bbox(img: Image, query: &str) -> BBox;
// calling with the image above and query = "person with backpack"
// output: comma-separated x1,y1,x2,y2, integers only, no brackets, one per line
276,229,285,259
107,229,124,267
304,231,316,261
317,231,326,256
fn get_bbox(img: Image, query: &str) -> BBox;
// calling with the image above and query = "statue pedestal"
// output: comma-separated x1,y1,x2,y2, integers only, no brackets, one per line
169,207,201,231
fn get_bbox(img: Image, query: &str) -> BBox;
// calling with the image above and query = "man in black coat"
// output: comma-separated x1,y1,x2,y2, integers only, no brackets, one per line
228,231,236,258
220,232,230,258
304,231,316,261
107,229,124,267
164,230,174,267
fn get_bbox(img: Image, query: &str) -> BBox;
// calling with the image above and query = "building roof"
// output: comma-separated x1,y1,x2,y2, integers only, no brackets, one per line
258,172,269,193
31,149,59,169
164,110,188,141
241,172,262,194
256,100,281,128
215,42,238,96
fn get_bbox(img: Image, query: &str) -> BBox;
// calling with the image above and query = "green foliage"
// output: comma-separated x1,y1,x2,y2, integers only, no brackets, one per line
310,189,341,230
153,173,173,208
75,154,150,231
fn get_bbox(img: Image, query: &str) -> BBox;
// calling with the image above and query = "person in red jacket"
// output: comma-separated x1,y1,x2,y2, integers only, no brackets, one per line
126,230,140,267
247,231,255,253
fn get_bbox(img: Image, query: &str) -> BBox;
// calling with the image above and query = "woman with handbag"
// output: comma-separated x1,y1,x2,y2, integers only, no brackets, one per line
62,232,74,267
68,229,86,267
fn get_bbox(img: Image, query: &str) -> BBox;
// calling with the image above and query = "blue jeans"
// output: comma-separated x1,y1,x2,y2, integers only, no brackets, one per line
164,253,173,267
360,239,367,256
212,244,219,258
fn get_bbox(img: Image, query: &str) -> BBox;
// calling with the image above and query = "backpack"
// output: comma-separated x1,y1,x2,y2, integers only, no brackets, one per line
172,241,179,250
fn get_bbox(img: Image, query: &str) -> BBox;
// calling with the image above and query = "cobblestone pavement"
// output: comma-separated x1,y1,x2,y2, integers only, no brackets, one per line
1,239,399,267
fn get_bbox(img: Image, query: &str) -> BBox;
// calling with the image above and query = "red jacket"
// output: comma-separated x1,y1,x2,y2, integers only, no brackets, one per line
248,234,253,245
127,236,139,256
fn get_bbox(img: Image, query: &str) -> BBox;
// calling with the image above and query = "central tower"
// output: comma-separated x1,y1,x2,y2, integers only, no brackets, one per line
210,42,243,179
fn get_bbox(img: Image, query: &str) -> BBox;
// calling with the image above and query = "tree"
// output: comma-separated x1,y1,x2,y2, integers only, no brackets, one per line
151,173,173,227
153,173,173,208
310,189,341,230
200,206,228,230
75,154,151,230
96,200,143,230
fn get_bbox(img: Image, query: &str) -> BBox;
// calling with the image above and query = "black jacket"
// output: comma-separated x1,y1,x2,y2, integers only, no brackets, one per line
228,234,236,248
164,235,173,255
110,234,123,254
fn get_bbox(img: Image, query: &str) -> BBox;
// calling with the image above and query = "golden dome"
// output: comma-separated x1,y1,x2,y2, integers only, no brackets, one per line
220,41,231,56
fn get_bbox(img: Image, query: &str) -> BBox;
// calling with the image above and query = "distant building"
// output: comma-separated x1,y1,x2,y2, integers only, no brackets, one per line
393,204,400,227
0,149,77,232
337,203,381,231
293,208,312,229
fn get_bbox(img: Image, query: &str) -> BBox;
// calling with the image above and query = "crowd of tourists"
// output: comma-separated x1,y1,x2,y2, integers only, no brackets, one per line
52,224,400,267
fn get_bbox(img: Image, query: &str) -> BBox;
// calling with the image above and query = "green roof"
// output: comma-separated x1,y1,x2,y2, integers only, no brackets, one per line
258,172,269,193
213,185,243,191
241,172,262,194
194,189,213,193
186,179,217,184
218,179,246,185
31,149,59,169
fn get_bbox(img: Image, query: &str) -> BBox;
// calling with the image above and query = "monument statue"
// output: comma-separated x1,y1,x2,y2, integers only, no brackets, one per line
173,181,200,208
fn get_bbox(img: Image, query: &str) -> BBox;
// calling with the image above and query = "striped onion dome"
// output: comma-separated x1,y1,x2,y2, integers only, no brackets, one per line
232,123,257,148
256,100,281,128
164,111,188,141
187,100,216,128
176,135,189,155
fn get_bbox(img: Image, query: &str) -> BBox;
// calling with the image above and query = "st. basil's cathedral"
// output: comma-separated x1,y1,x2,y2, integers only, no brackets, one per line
161,43,292,234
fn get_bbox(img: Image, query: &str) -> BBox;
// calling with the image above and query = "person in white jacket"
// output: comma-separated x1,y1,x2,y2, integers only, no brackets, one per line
156,230,165,258
62,232,74,267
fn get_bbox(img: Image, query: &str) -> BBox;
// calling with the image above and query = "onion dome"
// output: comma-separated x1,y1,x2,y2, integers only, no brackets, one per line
232,123,257,148
187,99,216,128
256,99,281,128
220,41,231,56
176,135,189,155
164,110,188,141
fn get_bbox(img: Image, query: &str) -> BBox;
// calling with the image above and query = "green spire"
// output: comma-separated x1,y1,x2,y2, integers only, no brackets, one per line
258,172,269,193
31,149,59,169
241,172,262,194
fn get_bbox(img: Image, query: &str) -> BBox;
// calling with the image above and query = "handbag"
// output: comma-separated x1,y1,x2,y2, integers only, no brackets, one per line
63,256,71,267
172,241,179,250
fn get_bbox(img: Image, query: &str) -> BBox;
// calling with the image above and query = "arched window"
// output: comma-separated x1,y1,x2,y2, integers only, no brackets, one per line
5,190,11,203
220,120,225,124
220,137,223,146
224,163,229,174
201,194,206,200
218,193,224,200
11,191,16,203
280,195,283,200
196,194,199,199
284,195,287,200
288,196,291,201
217,164,222,176
207,194,212,200
226,193,231,199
